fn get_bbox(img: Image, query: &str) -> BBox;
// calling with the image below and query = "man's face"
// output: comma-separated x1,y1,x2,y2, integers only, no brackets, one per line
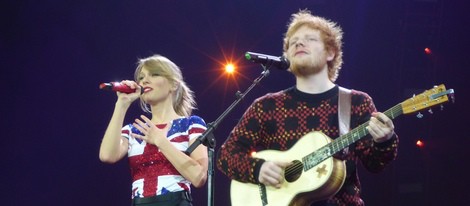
286,25,333,77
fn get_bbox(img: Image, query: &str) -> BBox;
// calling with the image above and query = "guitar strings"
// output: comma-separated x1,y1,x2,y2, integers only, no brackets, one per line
282,105,403,178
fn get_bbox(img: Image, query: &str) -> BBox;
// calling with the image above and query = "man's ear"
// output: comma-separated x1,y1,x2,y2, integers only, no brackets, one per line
326,49,335,61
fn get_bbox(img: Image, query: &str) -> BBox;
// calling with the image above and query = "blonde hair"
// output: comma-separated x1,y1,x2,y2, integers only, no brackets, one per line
283,9,344,82
134,54,196,116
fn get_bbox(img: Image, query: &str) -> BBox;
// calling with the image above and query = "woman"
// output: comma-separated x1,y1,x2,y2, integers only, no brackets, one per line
99,54,208,206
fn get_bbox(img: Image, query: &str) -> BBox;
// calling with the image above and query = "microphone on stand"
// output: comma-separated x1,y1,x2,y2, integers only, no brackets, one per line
245,52,290,70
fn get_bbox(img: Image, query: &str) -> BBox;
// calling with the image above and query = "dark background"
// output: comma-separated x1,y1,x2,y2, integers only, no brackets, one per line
1,0,468,205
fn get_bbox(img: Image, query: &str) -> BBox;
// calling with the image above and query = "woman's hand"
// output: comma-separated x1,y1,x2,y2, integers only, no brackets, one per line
115,80,141,106
131,115,168,147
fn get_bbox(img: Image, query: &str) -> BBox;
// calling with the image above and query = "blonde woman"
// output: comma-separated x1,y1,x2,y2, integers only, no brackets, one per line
100,54,207,206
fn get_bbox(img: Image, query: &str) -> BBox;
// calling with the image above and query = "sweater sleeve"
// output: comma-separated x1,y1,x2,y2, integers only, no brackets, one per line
216,99,266,183
351,91,399,173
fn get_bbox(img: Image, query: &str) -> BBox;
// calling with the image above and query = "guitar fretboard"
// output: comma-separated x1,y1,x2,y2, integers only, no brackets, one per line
302,103,403,171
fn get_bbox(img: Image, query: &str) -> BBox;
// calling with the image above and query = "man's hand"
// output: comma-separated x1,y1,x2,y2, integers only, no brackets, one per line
367,112,395,143
258,161,291,188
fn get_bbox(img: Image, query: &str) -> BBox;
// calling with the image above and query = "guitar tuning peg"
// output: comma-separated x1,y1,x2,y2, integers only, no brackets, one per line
416,112,424,119
428,109,433,114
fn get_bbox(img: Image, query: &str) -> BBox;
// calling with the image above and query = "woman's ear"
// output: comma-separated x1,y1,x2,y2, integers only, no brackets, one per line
172,81,180,92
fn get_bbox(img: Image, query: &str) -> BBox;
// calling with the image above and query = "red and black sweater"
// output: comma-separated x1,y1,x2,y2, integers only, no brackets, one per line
217,85,398,206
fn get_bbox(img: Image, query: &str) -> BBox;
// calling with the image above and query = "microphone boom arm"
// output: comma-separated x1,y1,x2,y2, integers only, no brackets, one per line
185,66,270,154
185,65,271,206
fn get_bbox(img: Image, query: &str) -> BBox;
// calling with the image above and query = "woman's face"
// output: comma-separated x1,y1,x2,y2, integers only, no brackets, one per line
138,67,174,105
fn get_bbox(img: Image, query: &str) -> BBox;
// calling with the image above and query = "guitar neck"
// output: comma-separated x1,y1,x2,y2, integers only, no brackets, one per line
303,103,403,170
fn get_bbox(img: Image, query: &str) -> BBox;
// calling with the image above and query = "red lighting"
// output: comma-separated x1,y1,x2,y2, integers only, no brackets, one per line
424,47,432,55
416,140,425,148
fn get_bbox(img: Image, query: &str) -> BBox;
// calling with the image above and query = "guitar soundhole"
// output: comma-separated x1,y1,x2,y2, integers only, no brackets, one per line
284,160,303,182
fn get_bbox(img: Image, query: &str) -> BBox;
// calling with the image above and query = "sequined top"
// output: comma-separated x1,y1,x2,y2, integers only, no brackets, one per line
216,86,398,206
121,115,206,199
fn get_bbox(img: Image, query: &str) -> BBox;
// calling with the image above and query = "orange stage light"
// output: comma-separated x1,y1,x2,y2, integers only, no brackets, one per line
225,63,235,74
250,151,257,157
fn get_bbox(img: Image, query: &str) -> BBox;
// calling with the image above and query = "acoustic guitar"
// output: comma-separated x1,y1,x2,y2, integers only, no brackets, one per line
231,84,454,206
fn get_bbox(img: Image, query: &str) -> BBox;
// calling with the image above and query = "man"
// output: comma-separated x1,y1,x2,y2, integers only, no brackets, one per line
216,10,398,206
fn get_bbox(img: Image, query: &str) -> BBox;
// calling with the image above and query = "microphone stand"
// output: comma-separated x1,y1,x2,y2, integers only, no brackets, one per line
185,65,271,206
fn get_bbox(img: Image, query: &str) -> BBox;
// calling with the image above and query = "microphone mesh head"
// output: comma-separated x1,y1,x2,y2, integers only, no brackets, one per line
99,83,113,90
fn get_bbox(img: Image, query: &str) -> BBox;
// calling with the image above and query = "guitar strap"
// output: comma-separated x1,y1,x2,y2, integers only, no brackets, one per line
338,86,351,156
338,86,351,140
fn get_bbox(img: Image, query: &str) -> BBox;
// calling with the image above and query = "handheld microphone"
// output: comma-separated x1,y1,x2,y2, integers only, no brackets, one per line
245,52,290,70
99,82,140,94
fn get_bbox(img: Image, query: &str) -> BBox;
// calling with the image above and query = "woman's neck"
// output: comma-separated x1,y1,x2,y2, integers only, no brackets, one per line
149,101,182,124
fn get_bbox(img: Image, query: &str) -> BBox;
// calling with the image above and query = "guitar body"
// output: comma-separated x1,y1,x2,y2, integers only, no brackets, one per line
231,132,346,206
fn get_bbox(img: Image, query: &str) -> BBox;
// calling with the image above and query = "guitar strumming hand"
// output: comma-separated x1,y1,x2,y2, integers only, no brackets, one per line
259,161,292,189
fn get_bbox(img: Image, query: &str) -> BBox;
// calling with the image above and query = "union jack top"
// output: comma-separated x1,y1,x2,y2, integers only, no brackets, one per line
121,115,206,199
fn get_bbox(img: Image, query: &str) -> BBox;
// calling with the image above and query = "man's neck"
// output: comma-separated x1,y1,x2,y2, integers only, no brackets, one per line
296,72,335,94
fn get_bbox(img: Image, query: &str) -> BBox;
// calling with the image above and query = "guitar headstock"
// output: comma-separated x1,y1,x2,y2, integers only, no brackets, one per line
401,84,455,114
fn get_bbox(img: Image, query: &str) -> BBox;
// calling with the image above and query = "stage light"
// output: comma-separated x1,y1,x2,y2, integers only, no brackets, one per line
416,139,425,148
250,151,257,157
424,47,432,55
225,63,235,74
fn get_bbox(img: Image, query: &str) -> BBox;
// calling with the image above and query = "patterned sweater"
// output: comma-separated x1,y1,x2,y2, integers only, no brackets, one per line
216,86,398,206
